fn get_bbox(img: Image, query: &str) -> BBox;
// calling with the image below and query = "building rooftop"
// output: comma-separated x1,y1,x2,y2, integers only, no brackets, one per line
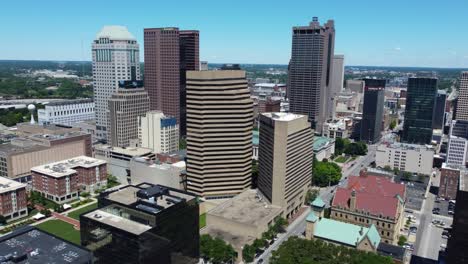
254,83,286,88
0,176,27,193
45,99,93,107
96,25,135,41
379,142,434,152
0,226,92,264
313,136,334,152
104,183,196,214
262,112,304,122
307,215,381,248
332,175,405,219
311,197,325,208
31,156,106,178
377,243,406,262
95,144,153,157
0,142,47,156
208,189,283,226
83,209,152,235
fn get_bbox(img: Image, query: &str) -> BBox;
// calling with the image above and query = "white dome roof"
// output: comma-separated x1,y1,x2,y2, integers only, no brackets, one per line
27,104,36,110
95,26,136,41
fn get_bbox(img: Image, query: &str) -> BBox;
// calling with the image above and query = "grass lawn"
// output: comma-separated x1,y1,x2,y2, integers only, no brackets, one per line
200,213,206,229
67,203,98,220
36,219,80,245
334,156,349,163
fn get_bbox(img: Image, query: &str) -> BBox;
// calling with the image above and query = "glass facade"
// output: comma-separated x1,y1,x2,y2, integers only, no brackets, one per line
402,78,437,144
360,79,386,144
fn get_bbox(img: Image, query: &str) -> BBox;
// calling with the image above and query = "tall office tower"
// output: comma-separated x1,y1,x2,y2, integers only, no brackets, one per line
455,72,468,121
402,77,438,144
257,113,313,218
288,17,335,133
108,81,150,147
360,79,385,144
143,28,199,137
330,55,344,119
447,173,468,263
92,26,140,143
433,90,447,129
331,56,345,96
138,111,179,154
185,70,253,198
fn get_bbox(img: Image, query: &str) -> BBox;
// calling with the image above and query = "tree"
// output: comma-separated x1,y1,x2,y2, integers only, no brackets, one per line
382,165,392,172
335,138,351,155
313,160,342,187
242,244,256,263
272,217,288,234
179,138,187,150
200,234,237,264
305,189,319,204
402,172,412,181
389,119,397,130
270,236,394,264
398,235,407,246
344,142,367,156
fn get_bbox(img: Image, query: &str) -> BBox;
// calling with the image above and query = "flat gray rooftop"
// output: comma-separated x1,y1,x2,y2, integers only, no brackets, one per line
208,189,283,226
83,209,152,235
0,226,92,264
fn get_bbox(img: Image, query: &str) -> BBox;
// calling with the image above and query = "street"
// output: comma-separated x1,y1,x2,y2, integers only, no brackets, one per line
254,144,378,263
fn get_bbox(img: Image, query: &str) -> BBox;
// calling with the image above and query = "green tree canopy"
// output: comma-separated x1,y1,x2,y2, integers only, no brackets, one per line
313,159,342,187
200,234,237,264
270,237,394,264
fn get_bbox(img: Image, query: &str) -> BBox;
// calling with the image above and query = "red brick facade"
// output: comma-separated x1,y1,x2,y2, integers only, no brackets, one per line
0,186,27,220
439,167,460,200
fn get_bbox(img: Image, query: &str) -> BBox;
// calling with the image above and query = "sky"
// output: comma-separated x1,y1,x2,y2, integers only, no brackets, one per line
1,0,468,67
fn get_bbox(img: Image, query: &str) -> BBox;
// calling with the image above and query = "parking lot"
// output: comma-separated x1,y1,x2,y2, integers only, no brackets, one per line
432,199,455,217
402,182,427,211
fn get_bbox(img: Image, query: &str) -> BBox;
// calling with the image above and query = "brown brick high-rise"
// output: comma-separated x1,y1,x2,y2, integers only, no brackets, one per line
144,28,199,136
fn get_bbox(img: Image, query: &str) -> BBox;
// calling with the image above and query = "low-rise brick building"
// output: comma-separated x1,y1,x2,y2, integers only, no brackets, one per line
31,156,107,203
439,163,461,200
0,176,27,222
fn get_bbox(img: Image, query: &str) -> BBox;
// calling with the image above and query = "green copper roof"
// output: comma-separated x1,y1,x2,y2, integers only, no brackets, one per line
252,130,259,145
306,212,318,223
314,218,381,248
313,136,333,151
311,197,325,208
366,224,381,248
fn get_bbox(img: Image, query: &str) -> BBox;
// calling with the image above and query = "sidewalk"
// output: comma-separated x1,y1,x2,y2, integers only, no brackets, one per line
52,212,80,230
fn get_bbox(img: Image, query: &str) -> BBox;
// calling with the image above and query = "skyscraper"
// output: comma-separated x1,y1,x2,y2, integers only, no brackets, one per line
433,90,447,129
330,55,344,119
92,26,140,143
138,111,179,154
108,81,150,147
143,28,199,136
185,69,253,198
257,113,313,218
288,17,335,133
402,77,438,144
360,79,385,144
455,72,468,121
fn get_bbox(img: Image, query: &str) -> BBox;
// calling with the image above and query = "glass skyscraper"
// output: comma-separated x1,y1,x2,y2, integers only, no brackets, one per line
402,77,438,144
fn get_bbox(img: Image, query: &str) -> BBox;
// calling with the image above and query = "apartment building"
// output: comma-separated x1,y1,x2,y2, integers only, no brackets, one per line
375,143,434,175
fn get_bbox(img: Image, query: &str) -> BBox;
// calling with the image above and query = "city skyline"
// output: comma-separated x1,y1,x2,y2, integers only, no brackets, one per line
2,0,468,67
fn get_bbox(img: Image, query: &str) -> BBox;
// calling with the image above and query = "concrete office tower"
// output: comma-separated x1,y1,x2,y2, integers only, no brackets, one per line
331,55,344,93
360,79,385,144
346,80,365,93
402,77,438,144
455,72,468,121
138,111,179,154
288,17,335,133
185,70,253,198
257,113,314,218
108,81,150,147
143,28,199,136
92,26,140,143
433,90,447,129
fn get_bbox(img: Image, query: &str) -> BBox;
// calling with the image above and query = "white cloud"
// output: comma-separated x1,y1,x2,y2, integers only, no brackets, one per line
393,47,401,52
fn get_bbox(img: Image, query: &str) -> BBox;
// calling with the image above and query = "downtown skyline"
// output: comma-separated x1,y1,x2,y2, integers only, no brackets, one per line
1,0,468,67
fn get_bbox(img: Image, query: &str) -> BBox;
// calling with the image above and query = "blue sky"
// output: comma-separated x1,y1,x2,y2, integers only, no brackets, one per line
1,0,468,67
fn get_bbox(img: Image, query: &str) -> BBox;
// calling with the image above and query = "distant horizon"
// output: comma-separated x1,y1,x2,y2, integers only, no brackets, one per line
2,59,468,71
